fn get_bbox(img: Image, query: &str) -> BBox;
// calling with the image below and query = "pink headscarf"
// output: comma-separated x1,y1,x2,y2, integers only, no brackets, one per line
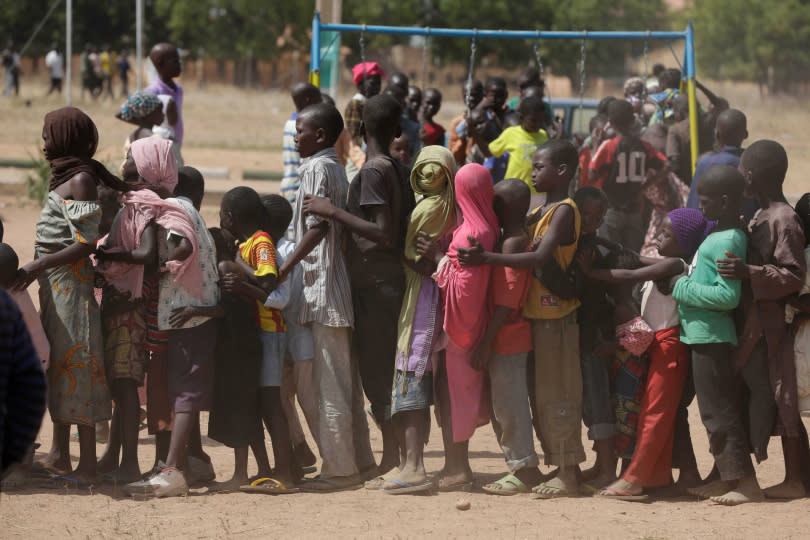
130,136,178,194
96,137,203,299
437,163,499,351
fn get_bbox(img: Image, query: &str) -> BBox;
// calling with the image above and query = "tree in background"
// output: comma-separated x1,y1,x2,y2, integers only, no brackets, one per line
688,0,810,95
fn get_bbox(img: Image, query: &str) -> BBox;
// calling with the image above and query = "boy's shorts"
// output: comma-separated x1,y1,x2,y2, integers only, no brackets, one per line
260,330,287,387
285,319,314,363
167,319,216,413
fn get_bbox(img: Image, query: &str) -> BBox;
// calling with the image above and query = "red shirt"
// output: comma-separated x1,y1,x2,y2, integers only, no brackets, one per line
588,136,667,208
489,265,532,355
422,121,446,146
579,145,592,187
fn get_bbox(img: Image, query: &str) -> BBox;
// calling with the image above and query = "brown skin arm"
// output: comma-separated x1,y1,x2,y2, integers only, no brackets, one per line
97,222,158,265
279,222,328,281
403,254,437,277
220,273,271,303
415,231,445,266
466,114,493,159
457,205,575,269
579,255,684,284
166,98,178,127
14,173,98,290
303,195,394,248
168,235,193,262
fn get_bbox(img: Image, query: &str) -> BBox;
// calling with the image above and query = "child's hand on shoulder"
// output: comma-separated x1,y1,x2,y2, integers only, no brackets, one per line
302,194,335,219
415,231,443,265
716,251,749,280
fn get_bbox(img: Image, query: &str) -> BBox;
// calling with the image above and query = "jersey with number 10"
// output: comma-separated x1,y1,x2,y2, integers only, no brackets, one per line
588,136,667,209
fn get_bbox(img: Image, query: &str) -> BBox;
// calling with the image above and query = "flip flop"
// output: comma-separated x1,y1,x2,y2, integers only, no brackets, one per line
530,482,576,499
239,477,300,495
31,462,71,478
300,476,363,493
380,478,433,495
596,485,649,502
482,474,529,496
301,465,317,475
44,475,93,490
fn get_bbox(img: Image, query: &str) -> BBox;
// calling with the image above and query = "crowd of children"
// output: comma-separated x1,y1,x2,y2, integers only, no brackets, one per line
4,49,810,509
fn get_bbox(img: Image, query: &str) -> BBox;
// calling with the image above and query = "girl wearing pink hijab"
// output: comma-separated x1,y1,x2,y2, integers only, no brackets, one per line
417,163,499,491
95,136,200,484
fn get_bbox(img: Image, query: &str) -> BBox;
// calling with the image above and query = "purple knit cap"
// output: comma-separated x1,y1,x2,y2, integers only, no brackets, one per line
667,208,716,259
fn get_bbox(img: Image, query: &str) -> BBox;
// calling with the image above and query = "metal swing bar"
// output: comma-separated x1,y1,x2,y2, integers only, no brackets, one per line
309,13,699,173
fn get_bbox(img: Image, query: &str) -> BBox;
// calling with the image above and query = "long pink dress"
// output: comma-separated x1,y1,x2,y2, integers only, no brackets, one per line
434,163,499,442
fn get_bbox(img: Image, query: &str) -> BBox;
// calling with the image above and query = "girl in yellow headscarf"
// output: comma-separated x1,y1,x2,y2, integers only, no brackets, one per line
381,145,457,494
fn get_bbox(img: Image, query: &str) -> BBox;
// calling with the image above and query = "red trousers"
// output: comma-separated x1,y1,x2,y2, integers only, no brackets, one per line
622,326,690,487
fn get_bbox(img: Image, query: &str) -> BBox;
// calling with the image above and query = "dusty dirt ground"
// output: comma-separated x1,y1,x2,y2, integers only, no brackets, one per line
2,197,810,539
1,78,810,538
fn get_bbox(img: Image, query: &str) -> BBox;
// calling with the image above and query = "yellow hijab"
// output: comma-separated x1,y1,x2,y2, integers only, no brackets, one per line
397,146,457,357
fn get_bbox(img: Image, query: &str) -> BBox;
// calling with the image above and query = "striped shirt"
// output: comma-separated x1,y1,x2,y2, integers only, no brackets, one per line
0,288,47,475
281,113,301,203
294,147,354,328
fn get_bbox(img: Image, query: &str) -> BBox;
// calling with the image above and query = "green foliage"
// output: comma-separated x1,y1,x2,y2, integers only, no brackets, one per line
26,148,50,205
686,0,810,92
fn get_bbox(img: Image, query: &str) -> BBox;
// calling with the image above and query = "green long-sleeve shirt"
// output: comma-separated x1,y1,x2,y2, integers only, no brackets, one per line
673,228,748,345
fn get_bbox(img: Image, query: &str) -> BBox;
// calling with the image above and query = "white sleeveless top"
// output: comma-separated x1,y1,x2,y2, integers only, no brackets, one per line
640,279,680,332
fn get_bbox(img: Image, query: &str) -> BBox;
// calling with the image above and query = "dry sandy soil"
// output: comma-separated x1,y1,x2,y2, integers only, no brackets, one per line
1,78,810,539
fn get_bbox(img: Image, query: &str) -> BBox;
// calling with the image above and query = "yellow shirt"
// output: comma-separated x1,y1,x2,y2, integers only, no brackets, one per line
488,125,548,194
239,231,285,333
522,198,581,320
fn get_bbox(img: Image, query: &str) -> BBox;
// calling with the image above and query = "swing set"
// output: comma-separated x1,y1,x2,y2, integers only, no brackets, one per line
309,13,700,173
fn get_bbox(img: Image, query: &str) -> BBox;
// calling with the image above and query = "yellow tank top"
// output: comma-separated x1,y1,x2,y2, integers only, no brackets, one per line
522,198,581,320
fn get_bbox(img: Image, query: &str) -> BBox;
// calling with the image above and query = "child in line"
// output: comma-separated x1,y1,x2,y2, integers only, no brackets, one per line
416,163,500,491
476,179,545,495
219,186,297,490
304,94,416,479
419,88,445,147
126,159,220,498
587,208,713,499
789,194,810,426
390,133,412,168
261,194,319,471
472,96,549,200
577,114,608,192
458,140,586,498
377,145,457,494
717,140,809,500
448,79,484,166
281,83,322,205
476,77,510,129
339,61,385,179
145,43,184,165
384,84,421,163
674,165,761,505
406,85,422,123
588,99,670,253
279,102,374,492
115,89,165,157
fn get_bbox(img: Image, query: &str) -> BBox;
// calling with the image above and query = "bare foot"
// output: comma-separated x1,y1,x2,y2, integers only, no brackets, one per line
382,468,428,490
532,473,579,499
436,470,473,490
688,479,732,499
764,479,806,500
710,477,764,506
208,476,248,493
365,467,403,489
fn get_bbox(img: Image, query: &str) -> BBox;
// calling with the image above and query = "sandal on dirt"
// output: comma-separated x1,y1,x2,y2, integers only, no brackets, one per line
530,482,576,499
482,474,530,496
435,477,473,493
239,477,300,494
596,485,649,502
381,478,433,495
300,475,362,493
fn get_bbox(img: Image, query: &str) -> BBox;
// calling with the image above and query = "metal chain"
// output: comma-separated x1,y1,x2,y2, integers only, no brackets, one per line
422,27,431,89
464,31,477,112
359,25,368,94
578,33,587,116
642,30,650,100
534,34,552,109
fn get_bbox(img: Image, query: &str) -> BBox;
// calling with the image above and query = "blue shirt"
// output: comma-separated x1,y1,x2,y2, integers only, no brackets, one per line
687,146,758,224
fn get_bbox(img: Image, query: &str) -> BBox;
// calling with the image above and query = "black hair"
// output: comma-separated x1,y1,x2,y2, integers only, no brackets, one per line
493,178,531,220
673,94,690,116
589,113,608,132
362,94,402,140
698,164,745,202
0,216,3,242
0,243,18,286
659,68,681,90
607,99,635,130
261,194,293,243
537,139,579,173
208,227,234,264
390,72,409,89
176,166,205,200
795,193,810,246
518,95,545,117
298,102,344,146
716,108,746,141
652,63,666,77
574,186,609,209
407,85,422,101
222,186,264,229
518,67,541,87
741,139,788,186
320,92,335,107
384,84,407,104
424,87,442,101
597,96,616,115
485,76,507,90
291,82,321,101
